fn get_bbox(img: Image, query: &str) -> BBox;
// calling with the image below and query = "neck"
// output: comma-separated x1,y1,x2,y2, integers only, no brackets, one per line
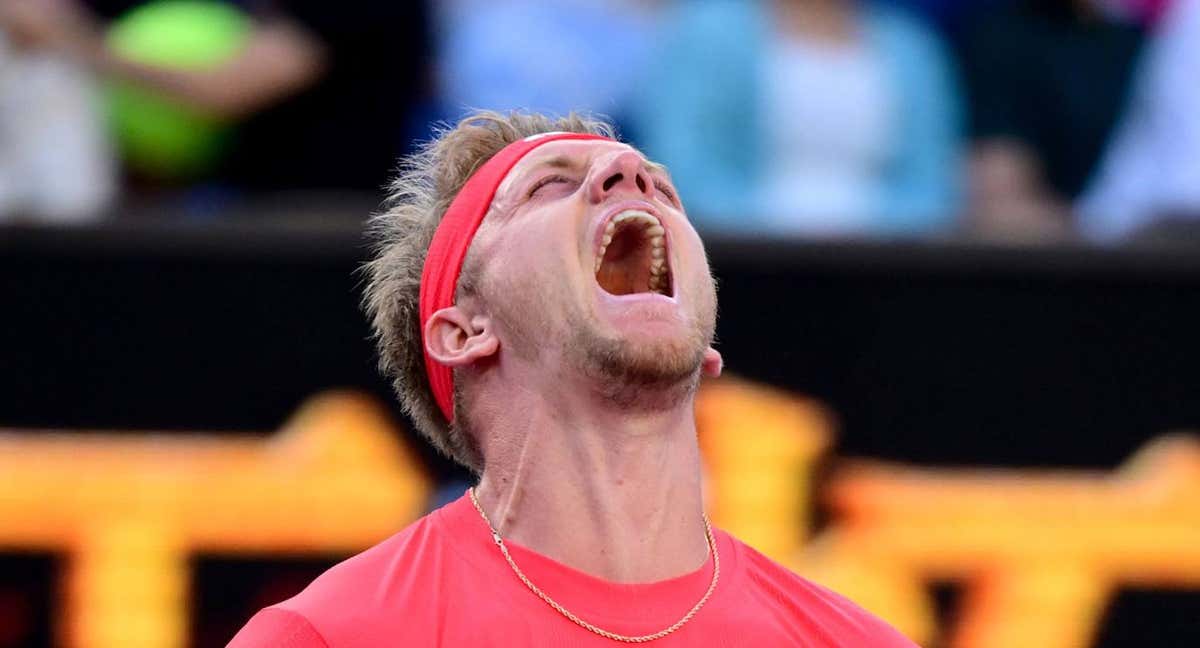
470,368,709,583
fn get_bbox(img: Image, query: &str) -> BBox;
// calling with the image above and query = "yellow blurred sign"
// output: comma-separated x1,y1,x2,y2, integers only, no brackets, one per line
1,379,1198,648
0,392,431,648
698,378,1200,648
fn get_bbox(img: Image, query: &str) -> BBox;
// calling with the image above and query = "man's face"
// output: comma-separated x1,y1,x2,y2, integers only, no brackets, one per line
464,139,717,393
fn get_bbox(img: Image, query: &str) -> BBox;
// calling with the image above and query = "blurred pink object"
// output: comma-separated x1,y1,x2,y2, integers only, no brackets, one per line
1128,0,1172,24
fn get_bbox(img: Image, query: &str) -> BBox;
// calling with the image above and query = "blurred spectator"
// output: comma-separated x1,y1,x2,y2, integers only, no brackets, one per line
0,0,429,205
434,0,660,131
880,0,1007,33
1078,0,1200,242
0,28,115,223
635,0,962,237
960,0,1145,241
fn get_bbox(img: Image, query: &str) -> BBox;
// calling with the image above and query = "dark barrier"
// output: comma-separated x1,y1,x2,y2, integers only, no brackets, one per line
2,219,1200,648
4,219,1199,471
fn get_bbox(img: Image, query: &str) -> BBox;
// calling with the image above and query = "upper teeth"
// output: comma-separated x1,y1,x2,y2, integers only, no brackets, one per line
594,211,670,293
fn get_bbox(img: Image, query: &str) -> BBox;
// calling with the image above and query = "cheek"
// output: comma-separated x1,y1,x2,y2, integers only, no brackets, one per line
480,202,588,297
677,229,712,281
490,231,574,293
491,250,538,295
508,237,546,271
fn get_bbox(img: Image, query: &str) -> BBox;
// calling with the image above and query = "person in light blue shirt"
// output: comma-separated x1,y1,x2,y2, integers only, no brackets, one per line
634,0,963,237
436,0,660,128
1078,0,1200,241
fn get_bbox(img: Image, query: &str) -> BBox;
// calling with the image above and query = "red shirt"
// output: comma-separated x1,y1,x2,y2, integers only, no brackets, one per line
229,492,916,647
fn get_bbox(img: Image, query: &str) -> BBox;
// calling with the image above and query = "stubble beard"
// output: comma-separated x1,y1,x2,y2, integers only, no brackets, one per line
566,286,717,412
485,269,718,411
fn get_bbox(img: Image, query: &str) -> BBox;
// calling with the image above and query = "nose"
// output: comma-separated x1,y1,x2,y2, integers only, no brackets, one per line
588,150,654,204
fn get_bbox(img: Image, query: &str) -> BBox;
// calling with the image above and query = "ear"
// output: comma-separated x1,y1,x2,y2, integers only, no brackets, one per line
424,306,500,367
702,347,723,378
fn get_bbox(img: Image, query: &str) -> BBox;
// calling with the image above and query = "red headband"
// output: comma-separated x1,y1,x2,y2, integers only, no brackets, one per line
419,131,614,422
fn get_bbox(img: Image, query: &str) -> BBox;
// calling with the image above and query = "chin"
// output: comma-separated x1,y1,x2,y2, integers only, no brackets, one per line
586,339,705,411
572,322,707,390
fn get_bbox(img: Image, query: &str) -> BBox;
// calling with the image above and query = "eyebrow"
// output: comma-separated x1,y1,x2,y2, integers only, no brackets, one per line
645,160,670,175
527,155,671,177
529,155,582,172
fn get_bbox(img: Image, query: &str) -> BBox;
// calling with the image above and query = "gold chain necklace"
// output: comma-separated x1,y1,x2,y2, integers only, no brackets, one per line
468,487,720,643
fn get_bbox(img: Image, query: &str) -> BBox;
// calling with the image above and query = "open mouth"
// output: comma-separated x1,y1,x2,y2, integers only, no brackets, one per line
593,210,673,297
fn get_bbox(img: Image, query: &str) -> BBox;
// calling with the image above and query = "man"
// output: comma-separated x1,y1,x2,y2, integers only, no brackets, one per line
230,111,916,647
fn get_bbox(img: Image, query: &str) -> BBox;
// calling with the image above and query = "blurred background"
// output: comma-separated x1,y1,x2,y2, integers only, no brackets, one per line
1,0,1198,646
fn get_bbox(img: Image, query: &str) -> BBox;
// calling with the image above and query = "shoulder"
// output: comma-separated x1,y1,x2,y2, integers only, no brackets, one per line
233,510,450,644
729,536,919,647
228,607,329,647
296,511,445,611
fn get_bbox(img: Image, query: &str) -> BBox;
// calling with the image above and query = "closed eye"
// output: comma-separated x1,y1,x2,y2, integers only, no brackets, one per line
528,174,574,198
654,179,678,204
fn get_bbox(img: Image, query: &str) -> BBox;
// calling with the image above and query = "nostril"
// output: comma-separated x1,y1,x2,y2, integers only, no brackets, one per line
602,173,623,192
635,174,646,193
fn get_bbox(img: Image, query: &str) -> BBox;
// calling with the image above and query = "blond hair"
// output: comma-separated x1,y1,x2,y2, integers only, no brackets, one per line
363,110,616,472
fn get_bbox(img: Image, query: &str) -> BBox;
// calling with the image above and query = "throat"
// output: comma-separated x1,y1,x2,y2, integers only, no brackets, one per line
471,410,708,583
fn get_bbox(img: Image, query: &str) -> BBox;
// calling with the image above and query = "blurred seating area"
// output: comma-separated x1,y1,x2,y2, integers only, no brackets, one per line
0,0,1197,244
